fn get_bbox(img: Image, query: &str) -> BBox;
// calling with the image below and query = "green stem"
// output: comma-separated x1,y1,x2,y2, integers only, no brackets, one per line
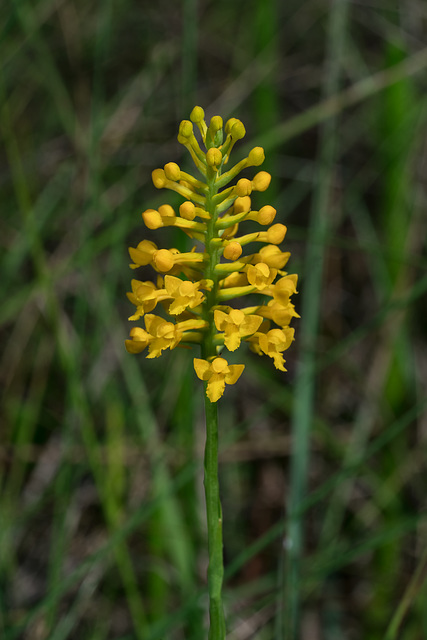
204,395,226,639
201,165,226,638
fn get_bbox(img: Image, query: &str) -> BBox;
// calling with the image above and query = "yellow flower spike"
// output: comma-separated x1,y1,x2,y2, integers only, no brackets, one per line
247,262,277,290
223,241,242,261
252,171,271,192
214,308,263,352
164,275,205,315
193,357,245,403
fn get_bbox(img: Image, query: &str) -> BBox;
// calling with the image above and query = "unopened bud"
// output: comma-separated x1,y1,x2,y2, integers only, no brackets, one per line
258,205,276,225
235,178,252,197
190,106,205,123
267,223,287,244
164,162,181,181
142,209,163,229
153,249,174,272
152,168,167,189
234,196,251,214
206,147,222,168
158,204,175,218
223,241,243,261
248,147,265,166
230,121,246,140
252,171,271,192
179,201,196,220
178,120,193,139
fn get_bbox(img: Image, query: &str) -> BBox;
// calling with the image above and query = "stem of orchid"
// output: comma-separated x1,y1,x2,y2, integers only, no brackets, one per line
203,392,225,640
201,163,226,639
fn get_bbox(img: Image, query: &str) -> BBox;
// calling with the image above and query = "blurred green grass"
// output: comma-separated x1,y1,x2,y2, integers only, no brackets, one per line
1,0,427,638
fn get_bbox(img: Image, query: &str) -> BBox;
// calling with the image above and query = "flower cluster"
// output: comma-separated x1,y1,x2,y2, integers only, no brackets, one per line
126,106,298,402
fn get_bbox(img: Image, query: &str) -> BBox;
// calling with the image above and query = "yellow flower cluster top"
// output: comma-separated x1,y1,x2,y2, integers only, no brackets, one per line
125,106,298,402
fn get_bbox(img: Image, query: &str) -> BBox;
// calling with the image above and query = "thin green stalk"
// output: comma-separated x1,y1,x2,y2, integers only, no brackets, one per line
203,395,226,640
201,165,226,639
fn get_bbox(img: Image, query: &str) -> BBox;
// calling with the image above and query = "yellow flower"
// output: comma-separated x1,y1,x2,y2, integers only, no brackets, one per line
193,357,245,402
144,314,182,358
256,327,295,371
164,275,205,315
126,279,166,320
125,327,151,354
129,240,158,269
246,263,277,290
214,308,263,351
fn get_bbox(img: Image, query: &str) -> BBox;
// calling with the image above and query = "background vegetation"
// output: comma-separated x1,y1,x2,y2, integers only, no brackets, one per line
1,0,427,638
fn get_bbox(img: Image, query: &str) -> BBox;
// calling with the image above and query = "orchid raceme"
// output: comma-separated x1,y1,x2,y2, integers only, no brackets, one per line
126,106,298,401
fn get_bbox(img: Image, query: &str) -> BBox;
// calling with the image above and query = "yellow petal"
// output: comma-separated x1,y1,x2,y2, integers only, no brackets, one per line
224,328,241,352
224,364,245,385
214,309,228,331
206,375,226,403
241,314,263,336
193,358,211,381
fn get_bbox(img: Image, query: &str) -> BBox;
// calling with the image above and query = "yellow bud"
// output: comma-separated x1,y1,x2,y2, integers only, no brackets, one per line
248,147,265,166
235,178,252,197
179,201,196,220
152,168,167,189
190,106,205,123
154,249,174,272
258,205,276,225
178,120,193,138
267,223,287,244
234,196,251,213
230,121,246,140
209,115,223,133
164,162,181,181
158,204,175,218
252,171,271,192
225,118,238,135
142,209,163,229
223,241,243,261
206,147,222,168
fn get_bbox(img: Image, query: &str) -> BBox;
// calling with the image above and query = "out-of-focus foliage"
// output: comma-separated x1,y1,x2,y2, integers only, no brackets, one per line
1,1,427,638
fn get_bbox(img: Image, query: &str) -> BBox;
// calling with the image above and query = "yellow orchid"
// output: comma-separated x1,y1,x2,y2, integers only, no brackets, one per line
126,106,298,401
164,275,205,315
255,326,295,371
126,279,166,320
193,357,245,403
214,308,263,351
246,262,277,290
